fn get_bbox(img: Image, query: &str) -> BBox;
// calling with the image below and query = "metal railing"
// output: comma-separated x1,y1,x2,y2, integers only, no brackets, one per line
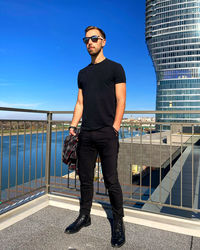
0,107,200,219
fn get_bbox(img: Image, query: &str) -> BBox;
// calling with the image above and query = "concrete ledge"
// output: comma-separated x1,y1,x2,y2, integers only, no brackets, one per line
0,195,49,231
1,193,200,238
124,207,200,237
49,194,200,238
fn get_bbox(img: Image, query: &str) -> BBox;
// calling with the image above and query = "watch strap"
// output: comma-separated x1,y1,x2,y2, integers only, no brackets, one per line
69,126,77,131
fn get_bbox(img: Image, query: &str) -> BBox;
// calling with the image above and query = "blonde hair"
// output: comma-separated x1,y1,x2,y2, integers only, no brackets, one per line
85,26,106,39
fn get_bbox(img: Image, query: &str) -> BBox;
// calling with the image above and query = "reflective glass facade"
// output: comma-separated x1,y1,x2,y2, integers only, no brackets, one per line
145,0,200,123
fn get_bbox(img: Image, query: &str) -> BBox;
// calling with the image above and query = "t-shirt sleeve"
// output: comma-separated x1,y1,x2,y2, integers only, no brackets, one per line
114,63,126,84
78,71,82,89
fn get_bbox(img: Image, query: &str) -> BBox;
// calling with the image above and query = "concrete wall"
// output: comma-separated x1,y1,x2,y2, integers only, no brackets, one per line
117,142,180,186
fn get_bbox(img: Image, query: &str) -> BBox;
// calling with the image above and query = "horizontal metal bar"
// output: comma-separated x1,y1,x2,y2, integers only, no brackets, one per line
121,121,200,126
148,122,200,126
0,119,47,122
124,197,200,213
0,186,46,205
0,107,49,114
52,110,200,114
50,111,73,114
124,110,200,114
49,120,200,126
1,107,200,115
48,184,200,213
49,120,76,123
49,183,80,190
2,119,200,127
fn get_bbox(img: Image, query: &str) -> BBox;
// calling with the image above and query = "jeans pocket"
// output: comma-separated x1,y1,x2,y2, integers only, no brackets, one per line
112,127,119,137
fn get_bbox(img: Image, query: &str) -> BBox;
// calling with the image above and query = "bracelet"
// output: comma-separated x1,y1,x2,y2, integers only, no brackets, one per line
69,126,77,131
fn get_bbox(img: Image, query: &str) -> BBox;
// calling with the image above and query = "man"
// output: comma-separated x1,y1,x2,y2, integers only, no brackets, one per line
64,26,126,248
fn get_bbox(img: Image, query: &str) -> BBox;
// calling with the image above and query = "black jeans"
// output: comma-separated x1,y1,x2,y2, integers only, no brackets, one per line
77,126,124,219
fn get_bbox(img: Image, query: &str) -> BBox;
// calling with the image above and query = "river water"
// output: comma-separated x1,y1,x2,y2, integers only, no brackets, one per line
0,128,142,190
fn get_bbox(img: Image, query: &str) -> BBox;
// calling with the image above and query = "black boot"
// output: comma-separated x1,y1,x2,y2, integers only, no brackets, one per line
64,214,91,234
111,218,125,248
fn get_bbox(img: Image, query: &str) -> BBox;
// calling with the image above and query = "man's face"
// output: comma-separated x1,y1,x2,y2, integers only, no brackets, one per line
85,29,106,56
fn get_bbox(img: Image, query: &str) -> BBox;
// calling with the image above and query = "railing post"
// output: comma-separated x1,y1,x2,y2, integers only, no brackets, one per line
45,112,52,194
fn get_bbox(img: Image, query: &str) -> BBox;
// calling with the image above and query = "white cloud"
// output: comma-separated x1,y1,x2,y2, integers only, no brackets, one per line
0,103,73,120
0,102,47,120
0,111,47,120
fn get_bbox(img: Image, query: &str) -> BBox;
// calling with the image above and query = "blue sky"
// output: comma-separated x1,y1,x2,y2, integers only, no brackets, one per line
0,0,156,117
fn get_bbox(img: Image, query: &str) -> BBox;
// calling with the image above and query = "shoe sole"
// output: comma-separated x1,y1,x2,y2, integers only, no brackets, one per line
64,221,91,234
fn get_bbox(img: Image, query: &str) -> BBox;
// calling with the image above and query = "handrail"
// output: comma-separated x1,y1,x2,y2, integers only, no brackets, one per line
51,110,200,114
1,106,200,114
0,107,49,113
1,107,200,218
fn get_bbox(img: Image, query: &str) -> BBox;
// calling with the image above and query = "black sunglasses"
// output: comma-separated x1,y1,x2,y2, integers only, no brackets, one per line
83,35,104,44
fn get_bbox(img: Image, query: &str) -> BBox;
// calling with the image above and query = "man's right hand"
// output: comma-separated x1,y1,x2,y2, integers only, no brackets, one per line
69,128,76,136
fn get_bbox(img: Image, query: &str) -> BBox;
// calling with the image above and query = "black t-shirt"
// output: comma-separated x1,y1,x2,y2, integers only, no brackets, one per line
78,58,126,130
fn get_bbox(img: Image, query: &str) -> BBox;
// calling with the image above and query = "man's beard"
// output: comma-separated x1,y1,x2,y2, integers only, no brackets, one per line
88,47,101,56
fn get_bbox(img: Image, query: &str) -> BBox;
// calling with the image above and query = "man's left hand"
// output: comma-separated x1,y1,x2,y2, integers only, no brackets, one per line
113,125,120,132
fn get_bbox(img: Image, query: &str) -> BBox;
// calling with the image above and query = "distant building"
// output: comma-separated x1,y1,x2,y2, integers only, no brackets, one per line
145,0,200,126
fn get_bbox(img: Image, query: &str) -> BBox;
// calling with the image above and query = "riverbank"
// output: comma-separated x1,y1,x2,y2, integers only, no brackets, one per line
0,129,69,137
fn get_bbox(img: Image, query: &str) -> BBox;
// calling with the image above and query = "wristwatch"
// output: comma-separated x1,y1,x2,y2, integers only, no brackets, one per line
69,126,77,131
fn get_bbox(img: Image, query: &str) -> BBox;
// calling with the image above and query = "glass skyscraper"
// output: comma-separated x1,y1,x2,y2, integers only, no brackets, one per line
145,0,200,124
